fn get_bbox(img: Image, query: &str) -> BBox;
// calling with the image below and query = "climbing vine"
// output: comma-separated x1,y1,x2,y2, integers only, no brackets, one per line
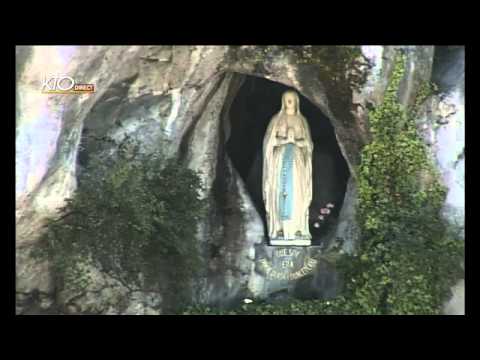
349,52,463,314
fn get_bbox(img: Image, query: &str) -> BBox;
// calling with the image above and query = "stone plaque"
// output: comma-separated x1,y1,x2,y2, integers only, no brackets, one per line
255,244,321,285
253,244,338,299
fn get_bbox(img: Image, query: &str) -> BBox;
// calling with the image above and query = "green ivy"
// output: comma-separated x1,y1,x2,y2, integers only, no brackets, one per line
33,140,207,311
339,52,463,315
181,299,350,315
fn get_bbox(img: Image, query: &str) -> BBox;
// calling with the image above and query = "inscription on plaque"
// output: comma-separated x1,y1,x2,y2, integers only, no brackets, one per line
257,247,318,281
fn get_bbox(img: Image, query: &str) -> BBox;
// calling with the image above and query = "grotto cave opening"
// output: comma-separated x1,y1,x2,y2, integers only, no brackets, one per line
225,75,350,246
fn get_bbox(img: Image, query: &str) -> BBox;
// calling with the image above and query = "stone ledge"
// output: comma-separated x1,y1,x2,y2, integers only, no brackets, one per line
269,239,311,246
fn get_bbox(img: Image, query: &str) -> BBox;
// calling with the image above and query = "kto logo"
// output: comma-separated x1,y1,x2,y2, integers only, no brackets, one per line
41,74,95,94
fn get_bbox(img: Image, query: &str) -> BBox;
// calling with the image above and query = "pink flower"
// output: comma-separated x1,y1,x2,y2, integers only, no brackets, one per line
320,208,328,214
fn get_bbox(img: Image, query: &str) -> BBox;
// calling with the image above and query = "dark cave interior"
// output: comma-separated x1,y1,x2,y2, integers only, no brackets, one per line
226,75,350,245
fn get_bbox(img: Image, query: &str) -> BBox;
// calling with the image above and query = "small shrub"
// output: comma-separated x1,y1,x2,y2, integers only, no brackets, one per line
34,139,207,309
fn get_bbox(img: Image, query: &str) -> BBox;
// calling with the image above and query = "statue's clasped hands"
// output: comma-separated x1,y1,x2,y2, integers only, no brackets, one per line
286,128,295,144
275,127,305,147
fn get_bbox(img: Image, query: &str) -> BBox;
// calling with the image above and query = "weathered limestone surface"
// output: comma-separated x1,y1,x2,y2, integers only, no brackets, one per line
16,45,462,314
422,46,465,315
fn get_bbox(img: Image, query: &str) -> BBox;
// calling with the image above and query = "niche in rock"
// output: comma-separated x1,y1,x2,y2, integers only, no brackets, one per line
226,75,350,246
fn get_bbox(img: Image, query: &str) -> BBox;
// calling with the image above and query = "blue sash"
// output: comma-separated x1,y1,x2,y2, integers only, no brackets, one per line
279,143,295,220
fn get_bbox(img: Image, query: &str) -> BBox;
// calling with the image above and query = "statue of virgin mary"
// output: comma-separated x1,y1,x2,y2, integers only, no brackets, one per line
262,90,313,246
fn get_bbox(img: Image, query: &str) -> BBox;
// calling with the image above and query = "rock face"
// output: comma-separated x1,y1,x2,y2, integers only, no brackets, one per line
430,47,465,239
424,46,465,315
16,45,463,314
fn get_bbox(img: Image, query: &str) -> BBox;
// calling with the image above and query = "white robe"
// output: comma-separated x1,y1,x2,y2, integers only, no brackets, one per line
263,112,313,240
